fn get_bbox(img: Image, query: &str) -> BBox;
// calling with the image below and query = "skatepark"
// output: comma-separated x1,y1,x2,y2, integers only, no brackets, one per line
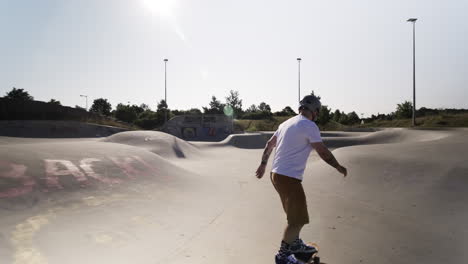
1,125,467,264
3,0,468,262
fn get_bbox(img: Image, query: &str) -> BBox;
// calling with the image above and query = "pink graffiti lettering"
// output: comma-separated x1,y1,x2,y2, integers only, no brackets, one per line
131,156,166,179
1,156,161,199
132,156,158,173
44,160,88,189
109,156,154,179
79,158,121,185
0,161,36,198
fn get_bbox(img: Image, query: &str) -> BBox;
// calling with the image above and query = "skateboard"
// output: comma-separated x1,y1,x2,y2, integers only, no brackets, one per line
294,243,320,264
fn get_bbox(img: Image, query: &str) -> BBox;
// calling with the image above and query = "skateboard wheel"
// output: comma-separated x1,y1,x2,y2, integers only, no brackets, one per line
313,256,320,264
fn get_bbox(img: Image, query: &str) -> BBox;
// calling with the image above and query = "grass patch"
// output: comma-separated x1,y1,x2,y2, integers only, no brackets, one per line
84,117,138,130
361,113,468,128
236,116,290,132
237,113,468,132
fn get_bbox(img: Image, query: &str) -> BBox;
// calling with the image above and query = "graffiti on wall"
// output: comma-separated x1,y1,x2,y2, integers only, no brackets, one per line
0,156,159,199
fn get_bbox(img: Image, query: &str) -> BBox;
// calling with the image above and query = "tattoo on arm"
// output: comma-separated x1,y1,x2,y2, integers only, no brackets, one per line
260,136,277,165
323,151,340,168
261,145,273,165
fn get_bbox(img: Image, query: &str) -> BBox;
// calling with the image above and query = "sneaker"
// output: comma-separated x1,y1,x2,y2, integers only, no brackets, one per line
289,238,318,254
275,253,301,264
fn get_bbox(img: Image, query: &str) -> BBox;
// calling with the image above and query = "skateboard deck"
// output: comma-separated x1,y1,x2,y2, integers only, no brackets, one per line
294,243,320,264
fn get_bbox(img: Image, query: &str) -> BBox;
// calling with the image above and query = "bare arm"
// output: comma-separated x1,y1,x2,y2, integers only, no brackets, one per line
255,136,277,179
311,141,347,177
261,136,277,165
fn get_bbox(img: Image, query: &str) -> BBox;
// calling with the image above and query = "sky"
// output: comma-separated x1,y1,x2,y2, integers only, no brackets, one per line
1,0,467,117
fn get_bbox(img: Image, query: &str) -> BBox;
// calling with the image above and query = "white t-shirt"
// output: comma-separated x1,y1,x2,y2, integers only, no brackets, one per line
271,115,322,180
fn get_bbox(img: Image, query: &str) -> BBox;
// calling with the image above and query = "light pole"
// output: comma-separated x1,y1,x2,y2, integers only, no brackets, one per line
164,58,168,124
80,95,88,111
297,58,301,103
407,18,417,126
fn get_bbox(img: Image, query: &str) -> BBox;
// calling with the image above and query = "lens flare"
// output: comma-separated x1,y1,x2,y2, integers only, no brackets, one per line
142,0,177,18
224,105,234,117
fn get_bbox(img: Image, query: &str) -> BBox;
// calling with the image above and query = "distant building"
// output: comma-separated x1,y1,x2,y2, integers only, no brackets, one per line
163,114,233,141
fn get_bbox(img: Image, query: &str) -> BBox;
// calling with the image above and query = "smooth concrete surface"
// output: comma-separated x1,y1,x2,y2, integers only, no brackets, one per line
0,120,127,138
1,128,467,264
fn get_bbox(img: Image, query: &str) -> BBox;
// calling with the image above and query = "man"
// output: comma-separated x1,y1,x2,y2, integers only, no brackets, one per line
255,95,348,264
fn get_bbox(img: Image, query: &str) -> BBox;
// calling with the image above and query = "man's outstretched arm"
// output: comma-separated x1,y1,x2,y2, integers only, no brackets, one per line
255,136,277,179
311,141,348,177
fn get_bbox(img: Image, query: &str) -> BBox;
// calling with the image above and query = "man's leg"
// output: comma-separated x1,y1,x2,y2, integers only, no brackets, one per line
282,180,316,255
272,173,309,262
283,224,304,244
275,224,305,263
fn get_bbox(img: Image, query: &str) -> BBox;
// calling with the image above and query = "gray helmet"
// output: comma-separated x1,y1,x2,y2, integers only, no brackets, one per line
299,95,321,113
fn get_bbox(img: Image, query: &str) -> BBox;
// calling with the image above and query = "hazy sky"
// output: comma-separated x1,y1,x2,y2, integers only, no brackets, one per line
1,0,467,116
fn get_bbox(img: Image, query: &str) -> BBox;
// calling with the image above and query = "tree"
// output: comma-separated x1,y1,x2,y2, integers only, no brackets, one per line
246,104,258,113
171,109,185,116
347,111,360,125
395,101,413,119
130,104,145,115
243,102,273,120
258,102,271,113
317,105,331,124
157,99,168,111
417,107,437,117
155,99,171,122
140,103,150,112
332,109,342,122
338,112,349,125
225,90,243,118
115,103,138,123
203,96,225,114
5,87,34,101
134,110,158,129
283,106,296,115
75,105,85,111
48,99,61,106
172,108,203,116
188,108,202,115
275,106,296,116
90,98,112,116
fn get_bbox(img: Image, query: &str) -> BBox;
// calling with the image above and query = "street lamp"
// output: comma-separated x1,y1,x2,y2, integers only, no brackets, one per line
164,58,168,124
80,95,88,111
407,18,417,126
297,58,301,103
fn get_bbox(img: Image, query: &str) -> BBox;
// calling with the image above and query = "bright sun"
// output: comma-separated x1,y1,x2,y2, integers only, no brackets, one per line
142,0,177,18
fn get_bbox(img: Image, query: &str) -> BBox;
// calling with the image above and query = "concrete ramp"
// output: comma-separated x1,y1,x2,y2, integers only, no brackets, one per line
0,141,189,208
219,132,274,149
1,128,468,264
298,129,468,264
219,128,452,149
102,131,200,159
322,128,451,148
0,137,227,264
0,120,127,138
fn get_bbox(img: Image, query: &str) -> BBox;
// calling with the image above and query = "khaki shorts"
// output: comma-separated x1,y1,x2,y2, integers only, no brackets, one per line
270,172,309,226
